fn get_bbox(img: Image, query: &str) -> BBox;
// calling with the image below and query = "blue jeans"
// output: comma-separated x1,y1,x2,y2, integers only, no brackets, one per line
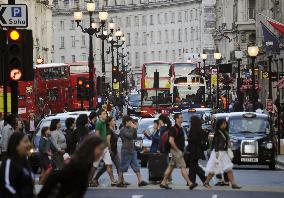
120,150,140,173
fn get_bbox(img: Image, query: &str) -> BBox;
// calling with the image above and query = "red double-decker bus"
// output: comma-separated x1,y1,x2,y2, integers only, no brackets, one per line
69,61,96,110
18,63,71,119
140,62,173,117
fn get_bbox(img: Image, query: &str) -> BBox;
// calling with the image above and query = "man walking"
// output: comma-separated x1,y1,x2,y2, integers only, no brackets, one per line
93,110,116,186
160,113,197,190
117,116,148,187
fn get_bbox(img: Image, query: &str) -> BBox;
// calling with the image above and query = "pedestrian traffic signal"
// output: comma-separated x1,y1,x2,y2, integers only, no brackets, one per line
77,77,87,100
6,29,33,81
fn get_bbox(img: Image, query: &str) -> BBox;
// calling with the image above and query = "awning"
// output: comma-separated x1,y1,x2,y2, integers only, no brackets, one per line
275,77,284,88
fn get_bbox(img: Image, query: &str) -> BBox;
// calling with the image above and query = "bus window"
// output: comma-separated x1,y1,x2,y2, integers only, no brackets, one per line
47,88,59,101
40,66,69,80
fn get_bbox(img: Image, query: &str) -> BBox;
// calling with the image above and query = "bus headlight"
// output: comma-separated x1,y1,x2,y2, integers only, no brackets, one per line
266,142,273,149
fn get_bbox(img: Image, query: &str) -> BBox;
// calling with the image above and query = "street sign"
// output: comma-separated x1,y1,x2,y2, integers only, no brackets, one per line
0,4,28,27
266,99,273,113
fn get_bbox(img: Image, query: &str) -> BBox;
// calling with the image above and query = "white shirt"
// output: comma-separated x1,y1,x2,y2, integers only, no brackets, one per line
29,120,36,132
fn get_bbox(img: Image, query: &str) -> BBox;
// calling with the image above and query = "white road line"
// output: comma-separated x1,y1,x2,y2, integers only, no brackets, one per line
132,195,144,198
212,194,218,198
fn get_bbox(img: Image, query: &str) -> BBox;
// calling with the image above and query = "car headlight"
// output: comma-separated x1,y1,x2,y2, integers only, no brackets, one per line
266,142,273,149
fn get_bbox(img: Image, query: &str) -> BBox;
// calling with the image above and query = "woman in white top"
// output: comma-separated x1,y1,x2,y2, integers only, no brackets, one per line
50,119,67,170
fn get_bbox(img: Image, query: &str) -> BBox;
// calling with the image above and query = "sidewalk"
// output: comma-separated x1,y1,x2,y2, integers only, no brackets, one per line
276,155,284,166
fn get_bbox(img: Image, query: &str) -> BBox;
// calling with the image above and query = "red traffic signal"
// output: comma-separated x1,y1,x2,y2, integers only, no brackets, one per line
9,68,22,81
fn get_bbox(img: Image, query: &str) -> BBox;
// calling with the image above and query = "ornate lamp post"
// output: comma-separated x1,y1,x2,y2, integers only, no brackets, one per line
247,45,259,110
214,51,222,108
235,49,243,109
200,53,208,105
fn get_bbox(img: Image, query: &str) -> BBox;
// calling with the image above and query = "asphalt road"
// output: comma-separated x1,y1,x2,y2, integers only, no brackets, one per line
85,189,284,198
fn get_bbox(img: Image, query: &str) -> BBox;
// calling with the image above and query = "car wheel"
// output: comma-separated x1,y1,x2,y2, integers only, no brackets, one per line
269,163,276,170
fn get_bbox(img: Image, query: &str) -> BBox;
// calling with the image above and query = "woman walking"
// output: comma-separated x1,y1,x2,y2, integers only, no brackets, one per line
0,132,35,198
187,116,207,187
38,135,105,198
204,119,241,189
64,117,76,155
39,127,56,184
50,119,67,170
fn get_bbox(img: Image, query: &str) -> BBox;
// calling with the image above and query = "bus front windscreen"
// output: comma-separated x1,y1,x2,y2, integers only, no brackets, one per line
173,63,196,78
141,90,171,106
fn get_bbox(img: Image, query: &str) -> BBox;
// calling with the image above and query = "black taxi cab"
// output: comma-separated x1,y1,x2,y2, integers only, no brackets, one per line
227,112,277,170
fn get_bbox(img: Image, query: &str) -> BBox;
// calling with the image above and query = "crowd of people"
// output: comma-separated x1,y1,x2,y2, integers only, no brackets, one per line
0,108,242,197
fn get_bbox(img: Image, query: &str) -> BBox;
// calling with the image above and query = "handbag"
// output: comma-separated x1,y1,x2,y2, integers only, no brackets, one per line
134,139,143,151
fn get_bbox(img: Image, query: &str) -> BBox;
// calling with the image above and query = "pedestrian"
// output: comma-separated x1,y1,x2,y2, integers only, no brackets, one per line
1,114,17,160
0,132,35,198
92,109,116,186
187,116,208,187
75,114,90,143
38,135,105,198
39,127,56,184
160,113,196,190
158,115,172,153
143,119,160,153
88,111,97,133
15,118,26,134
64,117,76,155
93,116,121,184
204,118,241,189
25,112,37,139
117,116,148,187
50,119,67,170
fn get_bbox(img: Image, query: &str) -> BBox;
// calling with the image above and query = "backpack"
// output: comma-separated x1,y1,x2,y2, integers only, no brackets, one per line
161,126,179,153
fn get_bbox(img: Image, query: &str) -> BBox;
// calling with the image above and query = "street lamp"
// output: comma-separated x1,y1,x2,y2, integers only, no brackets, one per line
247,45,259,110
73,1,109,109
235,49,243,110
214,51,222,108
201,52,209,106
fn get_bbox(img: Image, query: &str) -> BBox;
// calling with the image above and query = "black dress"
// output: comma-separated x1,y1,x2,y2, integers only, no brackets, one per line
187,128,206,183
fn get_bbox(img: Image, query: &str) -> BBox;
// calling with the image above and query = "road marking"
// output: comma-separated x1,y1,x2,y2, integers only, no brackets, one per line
212,194,218,198
132,195,144,198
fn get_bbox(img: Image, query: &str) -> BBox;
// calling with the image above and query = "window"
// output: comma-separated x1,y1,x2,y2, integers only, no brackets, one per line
127,33,131,46
178,12,182,22
178,29,182,42
179,49,182,56
60,20,64,31
172,50,175,61
165,50,169,61
72,55,76,62
158,51,162,60
190,27,194,40
196,26,198,39
70,20,75,29
60,36,65,48
71,36,76,47
248,0,256,19
185,28,188,42
157,13,162,24
150,15,154,25
126,16,131,27
164,13,168,24
171,12,175,23
142,15,147,26
143,52,147,62
184,11,188,22
142,32,147,45
171,29,175,43
81,35,86,47
150,31,154,43
165,30,169,43
157,31,162,43
61,56,65,63
135,16,139,26
195,9,198,20
135,52,140,67
151,51,155,61
135,32,139,45
190,10,193,20
81,53,86,61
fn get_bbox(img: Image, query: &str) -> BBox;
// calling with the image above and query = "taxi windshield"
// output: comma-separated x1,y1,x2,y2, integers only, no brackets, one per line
229,117,270,134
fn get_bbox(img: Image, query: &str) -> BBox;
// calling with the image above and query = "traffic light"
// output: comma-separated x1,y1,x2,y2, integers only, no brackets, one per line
97,76,102,96
77,77,87,100
85,80,90,99
6,29,33,81
153,70,159,88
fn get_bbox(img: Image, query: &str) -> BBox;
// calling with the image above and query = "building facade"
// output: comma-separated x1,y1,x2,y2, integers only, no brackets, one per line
52,0,216,85
0,0,54,63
